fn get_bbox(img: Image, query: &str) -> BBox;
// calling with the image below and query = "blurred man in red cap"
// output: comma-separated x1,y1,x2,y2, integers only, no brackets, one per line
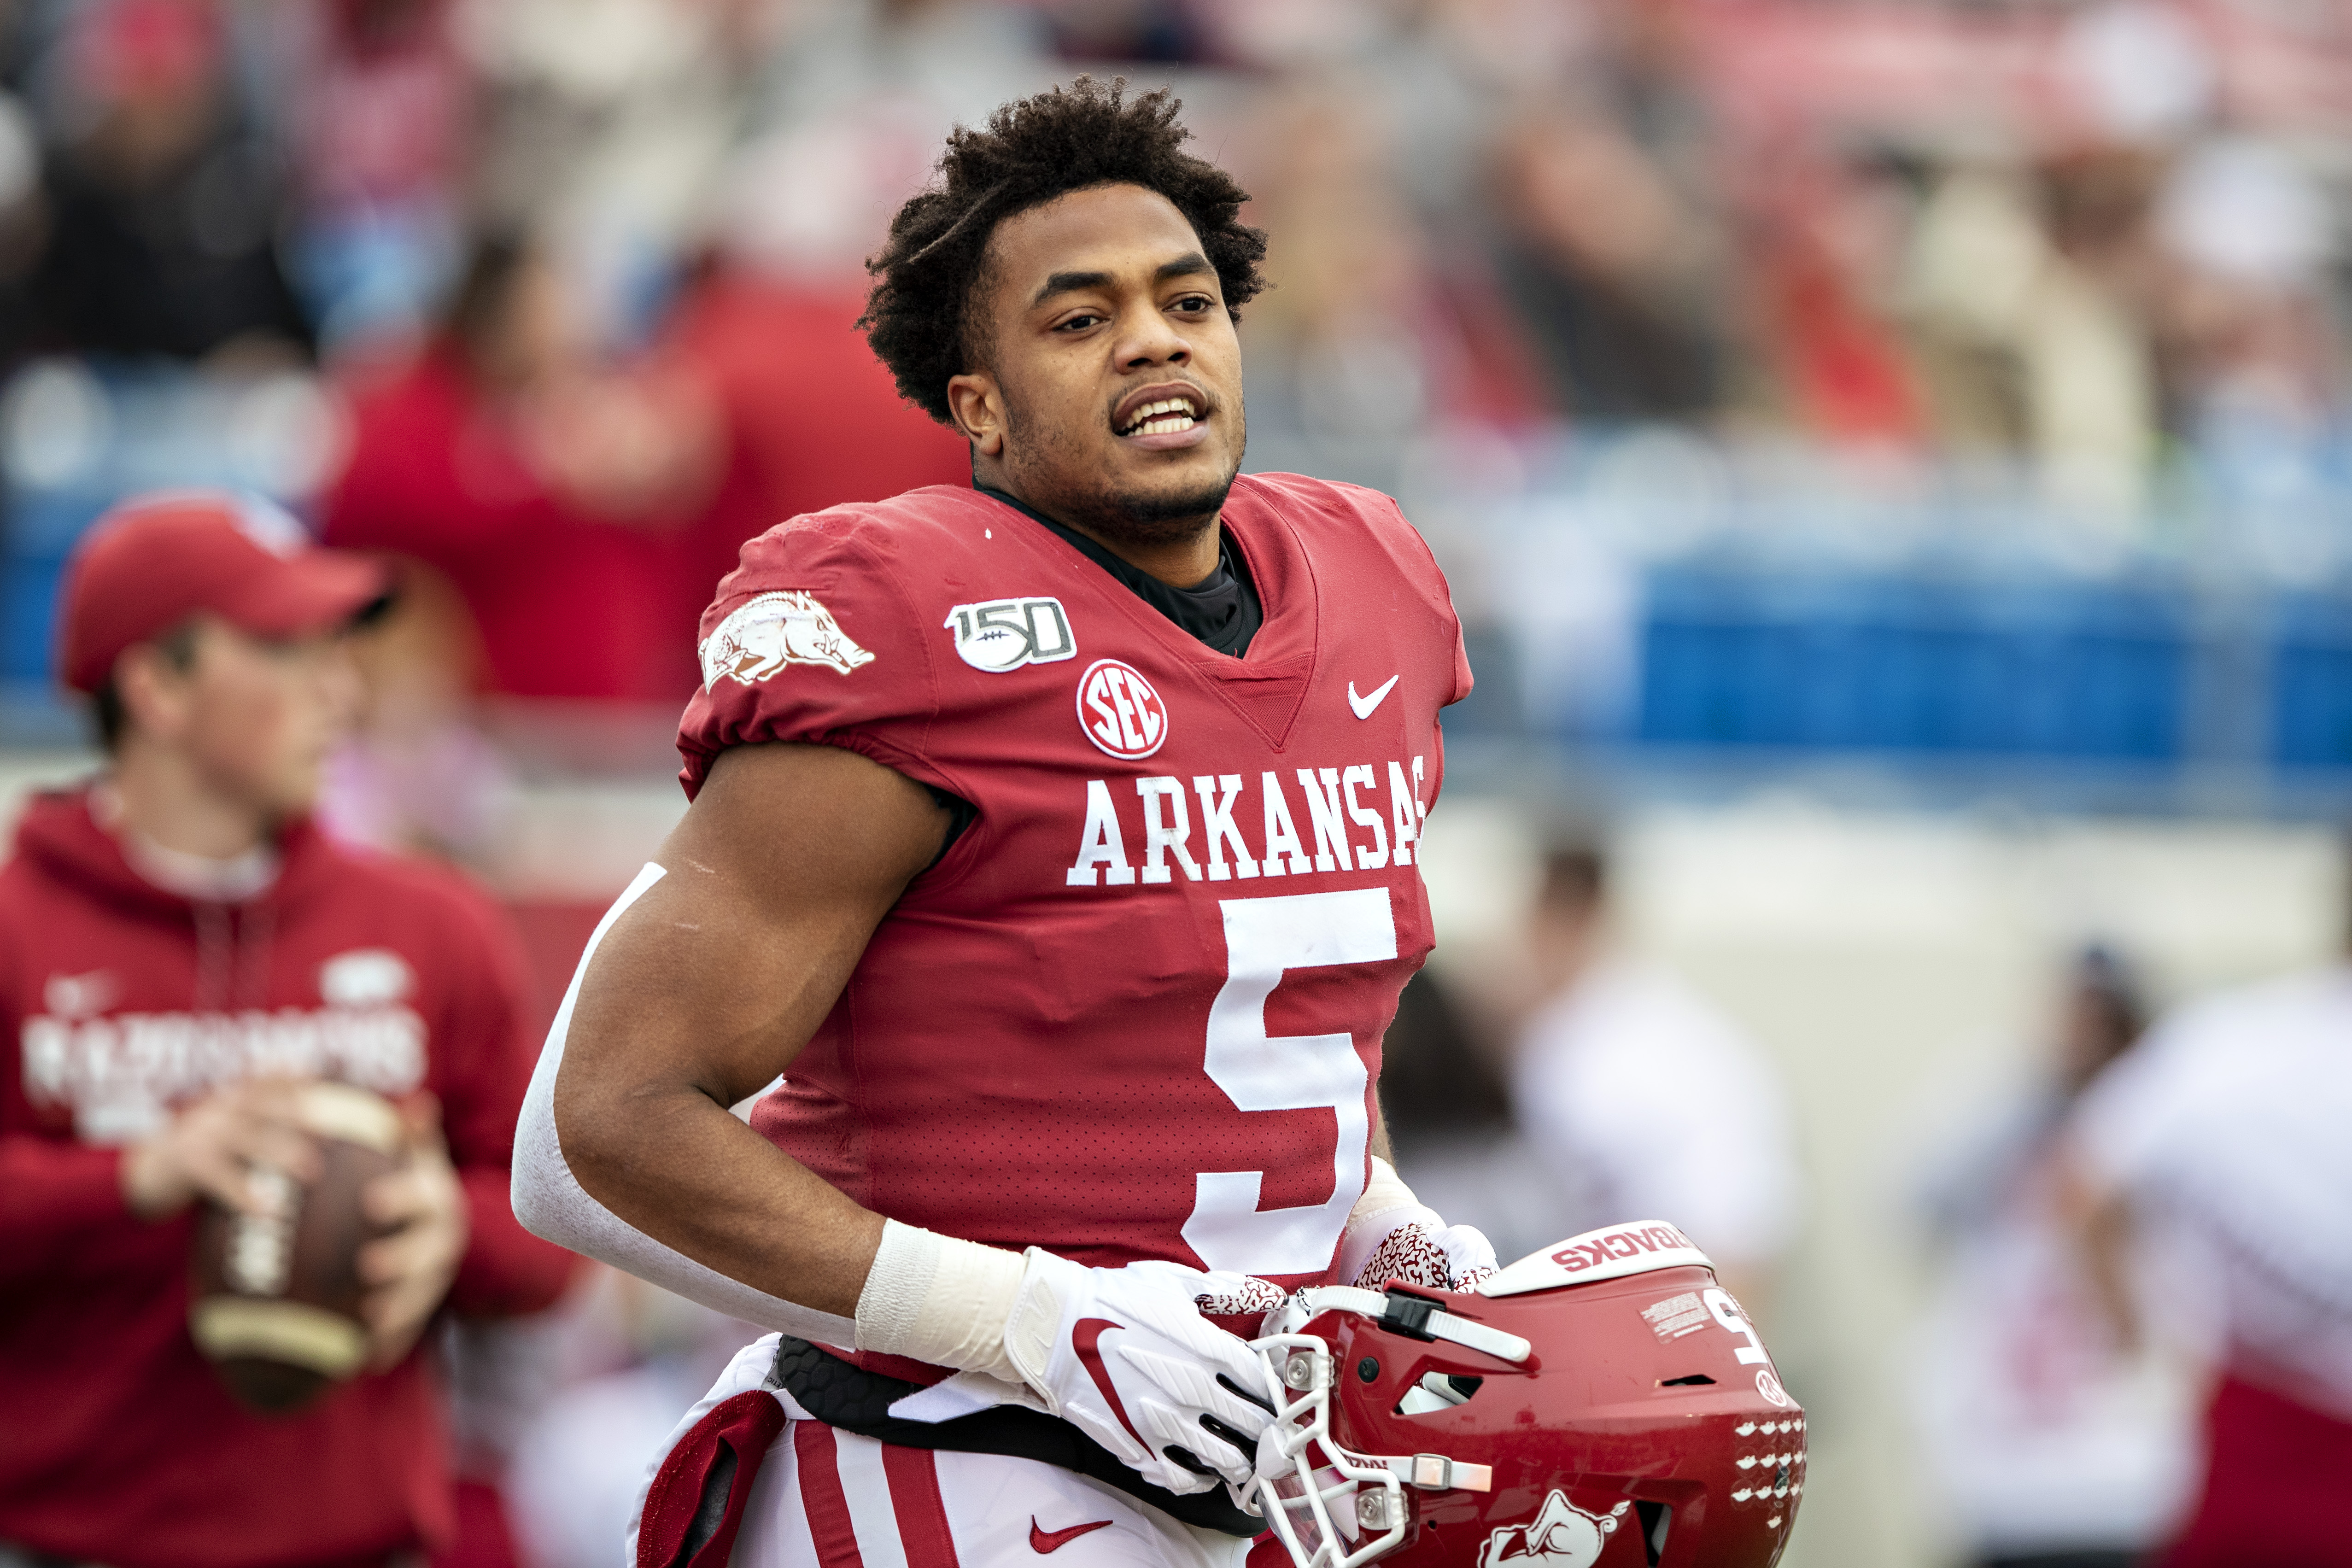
0,491,576,1568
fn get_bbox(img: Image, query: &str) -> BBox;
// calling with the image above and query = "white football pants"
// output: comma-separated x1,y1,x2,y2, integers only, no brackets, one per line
631,1335,1261,1568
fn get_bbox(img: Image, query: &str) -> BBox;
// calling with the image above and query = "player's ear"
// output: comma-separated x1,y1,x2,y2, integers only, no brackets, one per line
112,633,200,745
946,372,1005,458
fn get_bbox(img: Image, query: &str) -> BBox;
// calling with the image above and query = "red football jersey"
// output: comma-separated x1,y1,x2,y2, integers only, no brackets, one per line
0,794,574,1566
679,474,1469,1294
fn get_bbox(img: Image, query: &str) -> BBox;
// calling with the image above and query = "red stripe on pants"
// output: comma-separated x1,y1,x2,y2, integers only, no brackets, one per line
2160,1374,2352,1568
796,1423,866,1568
881,1445,962,1568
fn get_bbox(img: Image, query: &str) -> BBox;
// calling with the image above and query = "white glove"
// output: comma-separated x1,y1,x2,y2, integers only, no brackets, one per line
1348,1219,1497,1293
1003,1251,1275,1495
1335,1157,1497,1293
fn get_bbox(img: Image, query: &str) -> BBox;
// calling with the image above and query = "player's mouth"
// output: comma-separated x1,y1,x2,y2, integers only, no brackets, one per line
1112,384,1211,451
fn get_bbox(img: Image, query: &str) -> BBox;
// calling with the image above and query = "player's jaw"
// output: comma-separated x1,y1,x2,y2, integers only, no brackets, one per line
1071,376,1243,542
1089,374,1241,521
999,361,1246,547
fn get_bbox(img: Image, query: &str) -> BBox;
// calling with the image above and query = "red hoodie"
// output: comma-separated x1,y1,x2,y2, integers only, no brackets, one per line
0,788,576,1568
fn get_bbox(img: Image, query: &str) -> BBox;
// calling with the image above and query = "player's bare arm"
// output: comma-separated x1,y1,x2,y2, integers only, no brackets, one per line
550,740,947,1314
528,737,1283,1503
556,728,1407,1316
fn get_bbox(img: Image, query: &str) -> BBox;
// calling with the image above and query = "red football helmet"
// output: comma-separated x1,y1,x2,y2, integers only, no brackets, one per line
1241,1221,1805,1568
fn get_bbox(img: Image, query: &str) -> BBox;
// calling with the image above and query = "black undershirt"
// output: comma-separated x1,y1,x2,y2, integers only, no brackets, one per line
975,484,1262,658
922,485,1265,862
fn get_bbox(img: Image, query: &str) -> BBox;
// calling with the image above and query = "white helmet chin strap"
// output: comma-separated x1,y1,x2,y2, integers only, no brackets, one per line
1242,1290,1512,1568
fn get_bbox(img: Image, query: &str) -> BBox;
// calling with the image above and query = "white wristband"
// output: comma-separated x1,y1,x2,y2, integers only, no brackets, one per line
854,1218,1027,1383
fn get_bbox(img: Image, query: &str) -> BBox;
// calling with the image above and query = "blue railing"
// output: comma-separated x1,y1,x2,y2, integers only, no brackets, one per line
1635,569,2190,760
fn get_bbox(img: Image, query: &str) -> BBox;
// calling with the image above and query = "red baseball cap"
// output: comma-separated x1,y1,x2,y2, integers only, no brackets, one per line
56,490,392,693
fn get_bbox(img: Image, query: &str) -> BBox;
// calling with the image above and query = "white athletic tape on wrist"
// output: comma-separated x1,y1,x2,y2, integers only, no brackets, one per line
1351,1156,1418,1227
1336,1157,1442,1286
853,1219,1027,1384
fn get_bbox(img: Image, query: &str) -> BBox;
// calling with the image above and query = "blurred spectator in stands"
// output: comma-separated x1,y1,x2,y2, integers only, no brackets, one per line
1509,842,1799,1305
323,232,732,706
1330,0,1565,235
1234,83,1545,462
2149,136,2343,479
1907,946,2197,1568
667,268,970,600
671,97,976,600
1587,0,1716,193
1901,166,2041,457
1742,142,1926,450
747,0,1051,143
317,557,514,864
1898,0,2207,514
1373,968,1571,1265
462,0,773,369
1379,970,1511,1161
2065,867,2352,1568
1902,150,2161,516
1488,103,1724,424
23,0,312,364
275,0,477,357
452,1,1044,603
2036,143,2168,438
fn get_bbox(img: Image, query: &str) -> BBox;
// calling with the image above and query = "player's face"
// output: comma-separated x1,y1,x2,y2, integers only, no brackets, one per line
952,183,1246,548
156,618,362,820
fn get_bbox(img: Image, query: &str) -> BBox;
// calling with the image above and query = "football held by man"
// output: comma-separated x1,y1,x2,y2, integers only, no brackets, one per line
515,80,1495,1568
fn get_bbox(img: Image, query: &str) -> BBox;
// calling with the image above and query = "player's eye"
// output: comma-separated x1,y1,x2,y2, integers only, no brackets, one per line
1055,312,1104,332
1170,294,1213,315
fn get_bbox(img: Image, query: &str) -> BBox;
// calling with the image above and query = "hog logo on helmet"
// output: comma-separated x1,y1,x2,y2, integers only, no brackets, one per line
700,591,876,688
1476,1492,1630,1568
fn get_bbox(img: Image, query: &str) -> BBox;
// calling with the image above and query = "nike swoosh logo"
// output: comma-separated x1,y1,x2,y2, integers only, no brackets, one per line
1030,1518,1115,1554
1348,675,1400,720
1071,1318,1145,1446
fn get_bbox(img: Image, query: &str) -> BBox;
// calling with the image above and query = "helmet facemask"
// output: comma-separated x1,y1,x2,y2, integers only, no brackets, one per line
1245,1286,1520,1568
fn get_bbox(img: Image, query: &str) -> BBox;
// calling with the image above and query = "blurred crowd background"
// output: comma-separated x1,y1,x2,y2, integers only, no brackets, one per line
5,0,2352,1565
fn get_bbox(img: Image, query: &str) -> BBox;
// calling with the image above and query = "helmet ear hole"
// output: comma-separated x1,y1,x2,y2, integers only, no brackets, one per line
1393,1372,1484,1416
1634,1501,1673,1565
1657,1373,1716,1387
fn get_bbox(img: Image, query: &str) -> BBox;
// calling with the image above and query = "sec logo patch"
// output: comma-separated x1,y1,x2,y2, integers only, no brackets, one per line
1076,659,1168,759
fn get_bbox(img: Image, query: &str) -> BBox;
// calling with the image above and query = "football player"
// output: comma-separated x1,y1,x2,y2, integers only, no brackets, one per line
515,80,1494,1568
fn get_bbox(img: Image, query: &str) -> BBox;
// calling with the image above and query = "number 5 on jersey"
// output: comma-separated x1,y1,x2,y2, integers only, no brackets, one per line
1182,888,1397,1276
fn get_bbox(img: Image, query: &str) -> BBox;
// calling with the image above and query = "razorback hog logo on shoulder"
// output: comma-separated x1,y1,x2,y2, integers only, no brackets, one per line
700,591,876,688
1477,1492,1630,1568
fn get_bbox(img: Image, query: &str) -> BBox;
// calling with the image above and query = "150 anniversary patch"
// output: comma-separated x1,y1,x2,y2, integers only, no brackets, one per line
944,597,1076,672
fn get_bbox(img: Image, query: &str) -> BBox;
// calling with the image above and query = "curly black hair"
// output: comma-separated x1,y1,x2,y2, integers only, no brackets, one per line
860,77,1268,425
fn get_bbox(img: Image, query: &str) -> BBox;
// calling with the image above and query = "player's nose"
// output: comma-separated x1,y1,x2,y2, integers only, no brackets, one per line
1115,304,1189,369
